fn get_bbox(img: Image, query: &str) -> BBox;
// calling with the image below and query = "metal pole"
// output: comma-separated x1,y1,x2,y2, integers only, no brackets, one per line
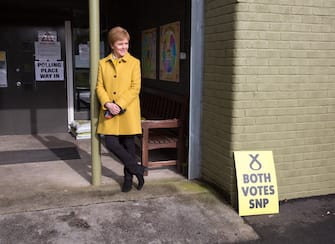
89,0,101,185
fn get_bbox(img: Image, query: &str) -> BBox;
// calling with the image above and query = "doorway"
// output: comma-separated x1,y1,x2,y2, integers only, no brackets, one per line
0,25,68,135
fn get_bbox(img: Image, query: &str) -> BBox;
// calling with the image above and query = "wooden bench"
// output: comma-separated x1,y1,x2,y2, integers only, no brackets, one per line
139,87,188,175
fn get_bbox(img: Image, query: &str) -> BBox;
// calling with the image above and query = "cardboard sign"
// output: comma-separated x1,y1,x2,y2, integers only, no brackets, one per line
234,151,279,216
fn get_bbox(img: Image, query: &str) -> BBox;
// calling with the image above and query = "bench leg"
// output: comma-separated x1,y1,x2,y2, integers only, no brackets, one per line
141,129,149,176
177,130,186,174
142,148,149,176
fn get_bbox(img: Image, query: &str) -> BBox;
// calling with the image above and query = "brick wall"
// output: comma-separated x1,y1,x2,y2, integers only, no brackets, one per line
202,0,335,202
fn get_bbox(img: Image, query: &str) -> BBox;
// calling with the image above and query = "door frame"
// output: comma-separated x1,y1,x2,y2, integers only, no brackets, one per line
64,1,204,180
65,20,74,129
188,0,203,179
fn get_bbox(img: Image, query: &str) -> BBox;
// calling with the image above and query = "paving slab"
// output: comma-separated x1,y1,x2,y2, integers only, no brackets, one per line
0,133,259,243
0,180,259,244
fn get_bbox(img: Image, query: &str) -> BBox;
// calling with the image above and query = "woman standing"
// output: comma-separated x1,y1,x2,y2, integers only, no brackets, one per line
96,26,144,192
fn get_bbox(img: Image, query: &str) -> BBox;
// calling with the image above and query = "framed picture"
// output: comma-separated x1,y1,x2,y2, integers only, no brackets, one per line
159,21,180,82
141,27,157,79
0,51,7,87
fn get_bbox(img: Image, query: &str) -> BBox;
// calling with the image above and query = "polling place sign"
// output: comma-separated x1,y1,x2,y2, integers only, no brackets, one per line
35,61,64,81
234,151,279,216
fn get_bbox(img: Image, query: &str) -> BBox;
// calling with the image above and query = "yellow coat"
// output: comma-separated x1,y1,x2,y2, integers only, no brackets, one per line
96,52,142,135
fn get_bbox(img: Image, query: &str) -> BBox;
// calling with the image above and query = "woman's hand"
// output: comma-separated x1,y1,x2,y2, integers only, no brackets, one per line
105,102,121,115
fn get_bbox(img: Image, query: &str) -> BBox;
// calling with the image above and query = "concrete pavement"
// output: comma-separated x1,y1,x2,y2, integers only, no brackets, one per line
0,180,259,244
0,133,258,243
0,133,334,243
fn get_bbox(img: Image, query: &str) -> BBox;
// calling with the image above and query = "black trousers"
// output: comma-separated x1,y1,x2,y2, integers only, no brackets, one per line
104,135,140,181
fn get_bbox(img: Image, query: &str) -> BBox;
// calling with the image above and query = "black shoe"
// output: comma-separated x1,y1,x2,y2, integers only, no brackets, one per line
122,180,132,192
136,165,145,190
136,174,144,190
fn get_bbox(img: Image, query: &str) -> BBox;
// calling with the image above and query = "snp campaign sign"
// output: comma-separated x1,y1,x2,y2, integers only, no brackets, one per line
234,151,279,216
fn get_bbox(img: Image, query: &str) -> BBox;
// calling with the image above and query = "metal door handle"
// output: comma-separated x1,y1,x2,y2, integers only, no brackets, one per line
16,81,22,87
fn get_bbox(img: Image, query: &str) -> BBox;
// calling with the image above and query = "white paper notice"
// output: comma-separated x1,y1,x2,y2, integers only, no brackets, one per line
35,61,64,81
35,41,61,60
